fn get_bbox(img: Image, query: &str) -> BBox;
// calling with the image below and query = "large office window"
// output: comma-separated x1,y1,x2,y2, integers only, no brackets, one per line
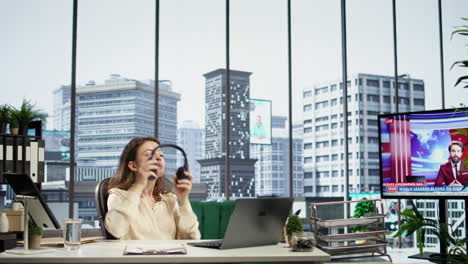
347,0,393,194
231,0,292,198
0,0,73,225
73,0,155,227
1,2,468,252
293,0,342,198
443,0,468,106
443,1,468,249
160,0,224,193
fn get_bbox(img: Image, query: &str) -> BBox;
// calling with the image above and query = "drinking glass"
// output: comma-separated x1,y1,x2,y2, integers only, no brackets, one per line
63,218,82,250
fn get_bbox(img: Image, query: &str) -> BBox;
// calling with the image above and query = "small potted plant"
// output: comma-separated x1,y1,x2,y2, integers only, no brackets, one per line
28,219,43,249
9,116,19,135
11,99,46,136
285,214,303,247
352,199,375,244
0,104,12,134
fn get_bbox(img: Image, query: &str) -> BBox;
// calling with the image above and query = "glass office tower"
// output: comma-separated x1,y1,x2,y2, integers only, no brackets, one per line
302,73,425,197
250,116,303,197
177,120,204,183
199,69,256,199
75,74,180,180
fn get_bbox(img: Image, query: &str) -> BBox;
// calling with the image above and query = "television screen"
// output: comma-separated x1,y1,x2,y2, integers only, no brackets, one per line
379,108,468,198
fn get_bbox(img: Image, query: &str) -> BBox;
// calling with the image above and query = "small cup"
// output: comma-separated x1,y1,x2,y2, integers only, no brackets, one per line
63,218,82,250
290,232,315,252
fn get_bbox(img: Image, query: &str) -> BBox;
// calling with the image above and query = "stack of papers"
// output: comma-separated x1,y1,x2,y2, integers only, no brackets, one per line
123,244,187,255
17,236,104,248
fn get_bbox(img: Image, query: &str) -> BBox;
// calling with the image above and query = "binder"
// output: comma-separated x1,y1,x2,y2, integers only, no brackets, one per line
0,136,45,184
6,145,13,174
0,143,3,182
30,141,38,183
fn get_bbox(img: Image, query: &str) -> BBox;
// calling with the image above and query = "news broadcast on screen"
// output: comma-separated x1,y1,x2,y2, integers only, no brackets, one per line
379,108,468,198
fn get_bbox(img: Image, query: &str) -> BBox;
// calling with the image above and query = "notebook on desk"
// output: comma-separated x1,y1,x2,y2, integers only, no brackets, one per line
188,197,293,250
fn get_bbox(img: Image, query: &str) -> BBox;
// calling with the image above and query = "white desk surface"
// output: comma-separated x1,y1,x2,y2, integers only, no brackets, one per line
0,239,330,263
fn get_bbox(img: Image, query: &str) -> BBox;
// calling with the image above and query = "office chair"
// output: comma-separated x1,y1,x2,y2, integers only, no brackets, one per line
95,177,174,239
95,178,116,239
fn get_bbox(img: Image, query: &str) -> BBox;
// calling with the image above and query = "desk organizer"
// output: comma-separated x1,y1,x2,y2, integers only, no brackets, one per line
310,199,392,262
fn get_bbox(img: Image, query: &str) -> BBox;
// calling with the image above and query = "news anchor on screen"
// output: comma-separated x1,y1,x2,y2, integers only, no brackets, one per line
434,141,468,187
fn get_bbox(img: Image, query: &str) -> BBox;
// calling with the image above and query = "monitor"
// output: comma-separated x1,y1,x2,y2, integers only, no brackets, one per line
378,108,468,198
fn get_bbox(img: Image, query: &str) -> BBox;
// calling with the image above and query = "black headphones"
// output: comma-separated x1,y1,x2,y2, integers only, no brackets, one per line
148,144,190,183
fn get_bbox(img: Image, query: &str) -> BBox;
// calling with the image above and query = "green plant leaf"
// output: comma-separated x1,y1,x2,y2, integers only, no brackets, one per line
28,218,44,237
451,28,468,39
454,76,468,87
417,228,425,256
450,60,468,70
409,200,424,219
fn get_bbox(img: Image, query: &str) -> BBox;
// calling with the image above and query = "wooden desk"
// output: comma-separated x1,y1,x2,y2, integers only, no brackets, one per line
0,240,330,263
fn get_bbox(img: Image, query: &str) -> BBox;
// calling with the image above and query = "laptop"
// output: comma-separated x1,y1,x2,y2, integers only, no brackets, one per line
188,197,293,249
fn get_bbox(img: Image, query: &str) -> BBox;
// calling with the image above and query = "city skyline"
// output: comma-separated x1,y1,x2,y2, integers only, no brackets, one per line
2,0,468,130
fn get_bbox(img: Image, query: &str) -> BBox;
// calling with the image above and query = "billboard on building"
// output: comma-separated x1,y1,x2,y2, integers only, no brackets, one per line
249,99,272,145
43,131,70,161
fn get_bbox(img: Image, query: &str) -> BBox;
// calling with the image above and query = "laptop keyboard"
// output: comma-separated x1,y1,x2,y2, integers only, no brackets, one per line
188,240,223,248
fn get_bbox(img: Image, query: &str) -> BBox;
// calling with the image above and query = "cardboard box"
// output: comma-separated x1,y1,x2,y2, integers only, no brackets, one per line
0,210,24,232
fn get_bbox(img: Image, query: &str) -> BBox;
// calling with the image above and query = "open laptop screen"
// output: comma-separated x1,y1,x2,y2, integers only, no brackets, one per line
189,197,293,249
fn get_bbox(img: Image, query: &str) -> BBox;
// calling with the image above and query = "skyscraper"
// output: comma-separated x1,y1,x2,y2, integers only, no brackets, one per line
53,85,71,131
199,69,256,198
177,120,204,183
76,74,180,180
302,73,425,197
250,116,303,197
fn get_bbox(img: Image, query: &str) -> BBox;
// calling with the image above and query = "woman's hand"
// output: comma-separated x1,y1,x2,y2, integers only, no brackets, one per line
173,171,193,206
131,159,161,194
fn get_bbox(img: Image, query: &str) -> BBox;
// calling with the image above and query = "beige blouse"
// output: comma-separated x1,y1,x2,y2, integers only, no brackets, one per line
105,188,201,240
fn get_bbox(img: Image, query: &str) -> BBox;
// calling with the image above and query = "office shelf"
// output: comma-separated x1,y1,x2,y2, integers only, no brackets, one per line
313,214,386,228
310,199,392,262
318,230,386,242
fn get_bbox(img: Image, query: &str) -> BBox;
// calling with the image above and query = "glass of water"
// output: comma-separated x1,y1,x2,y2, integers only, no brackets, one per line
63,218,82,250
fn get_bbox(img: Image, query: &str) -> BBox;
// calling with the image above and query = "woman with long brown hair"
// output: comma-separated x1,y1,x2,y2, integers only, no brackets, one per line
105,136,200,240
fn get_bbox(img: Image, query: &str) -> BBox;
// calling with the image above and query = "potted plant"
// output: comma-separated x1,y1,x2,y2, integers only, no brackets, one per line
11,99,46,136
351,199,375,244
284,214,303,247
394,200,468,264
0,104,11,134
28,219,43,249
9,115,19,135
352,199,375,231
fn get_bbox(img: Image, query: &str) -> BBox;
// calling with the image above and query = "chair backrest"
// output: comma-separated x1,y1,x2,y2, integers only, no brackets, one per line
95,177,116,239
95,177,174,240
